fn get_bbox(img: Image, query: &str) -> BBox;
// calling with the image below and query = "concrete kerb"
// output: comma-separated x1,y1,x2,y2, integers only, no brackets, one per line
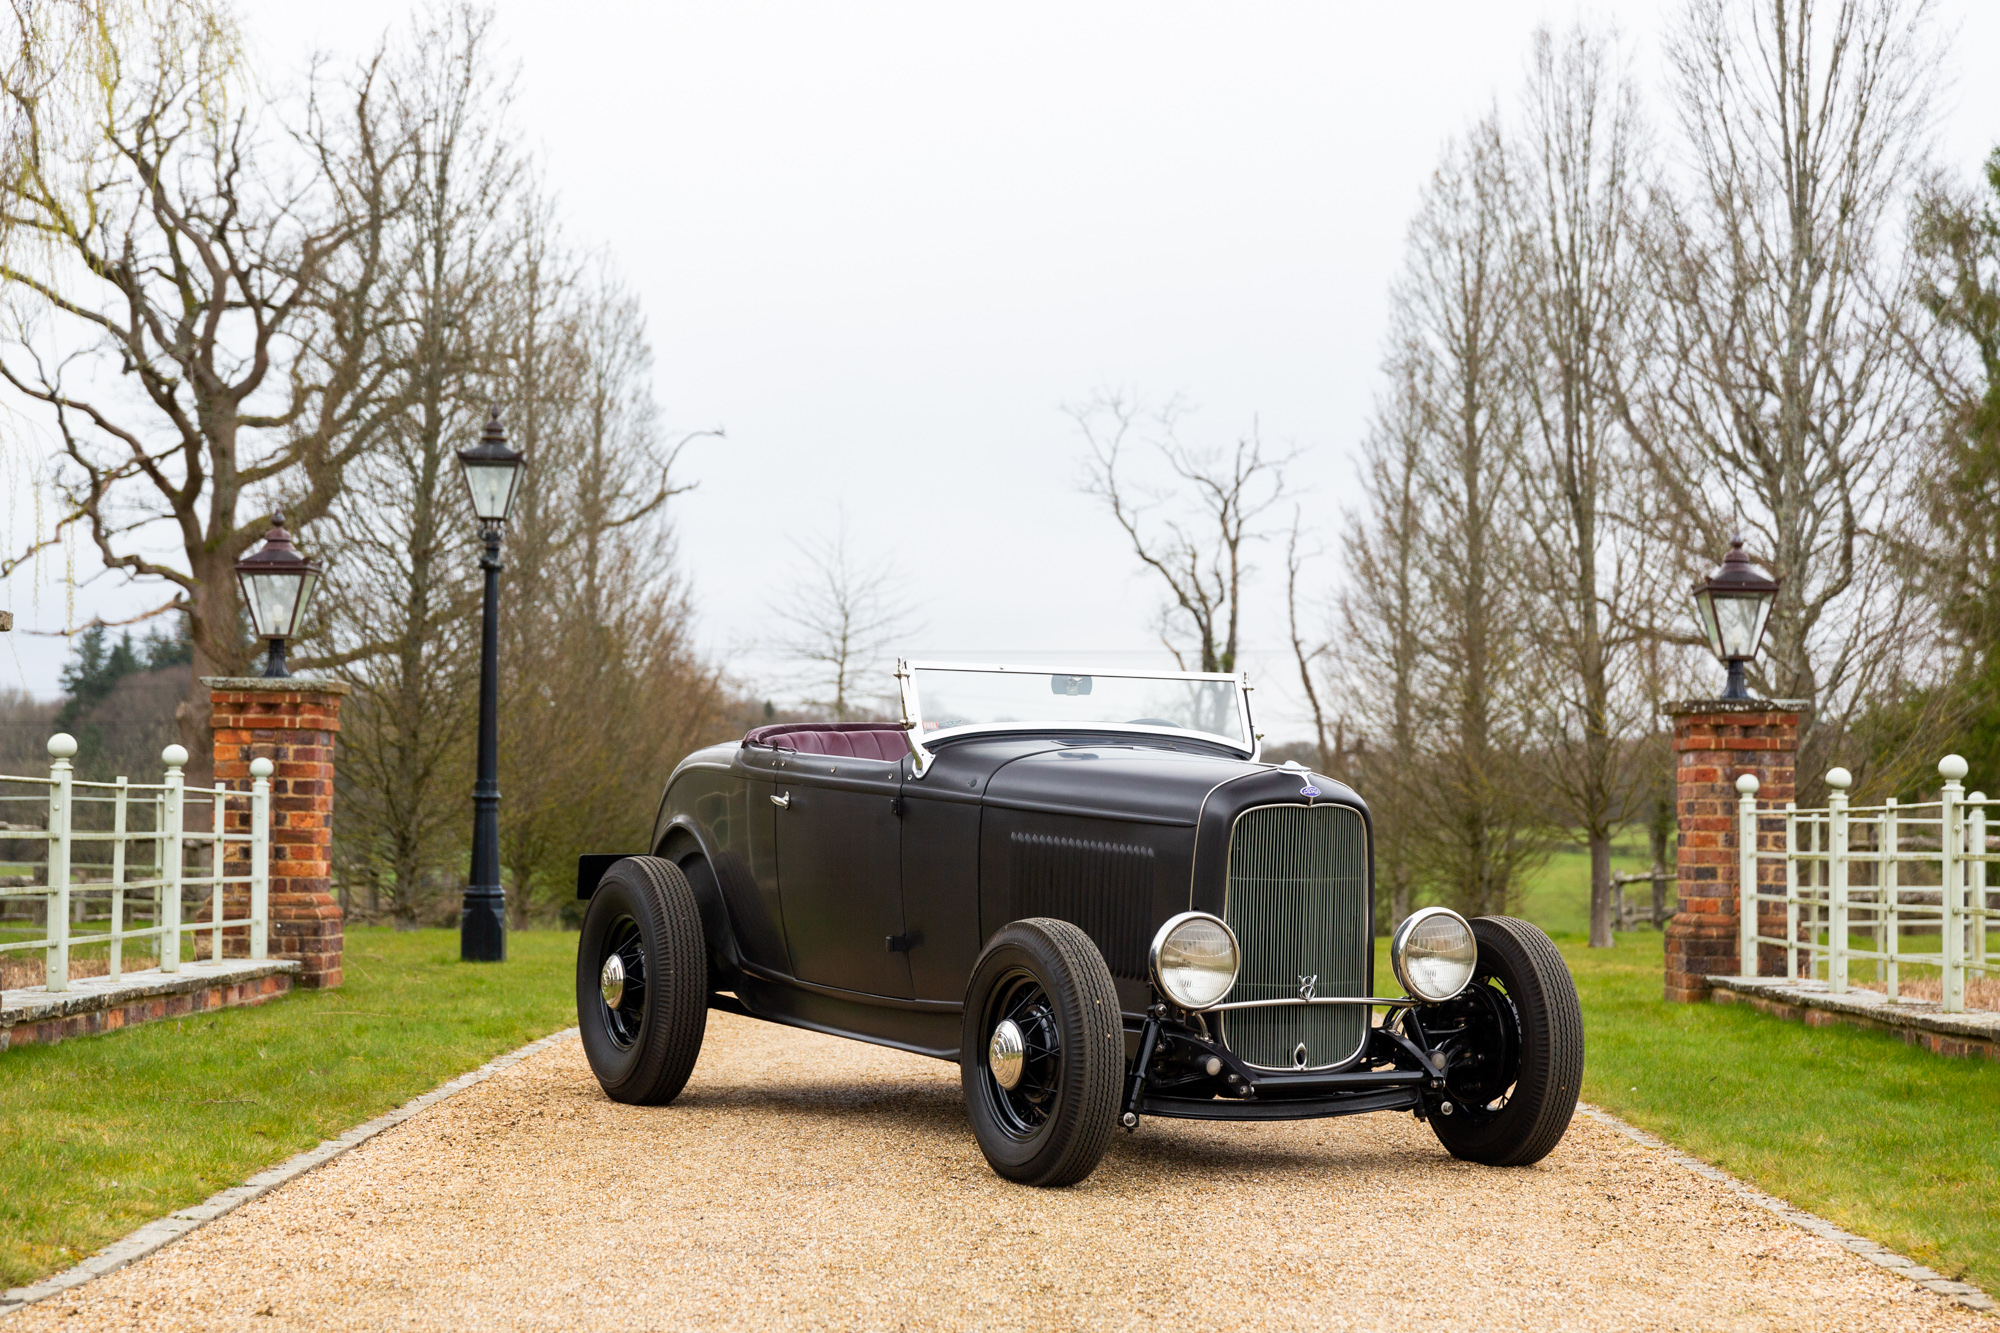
3,1037,1989,1321
0,1026,580,1319
1573,1103,1996,1316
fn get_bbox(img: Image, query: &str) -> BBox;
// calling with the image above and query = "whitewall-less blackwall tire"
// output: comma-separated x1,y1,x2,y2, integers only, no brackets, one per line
961,918,1124,1187
577,856,708,1105
1423,914,1583,1166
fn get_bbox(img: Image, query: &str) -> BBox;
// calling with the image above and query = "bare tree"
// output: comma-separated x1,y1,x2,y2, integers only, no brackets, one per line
1334,365,1431,928
324,3,517,924
769,515,919,721
1372,119,1549,919
1890,151,2000,787
0,6,408,770
1072,393,1299,673
1509,23,1660,946
1285,511,1335,776
494,218,710,924
1610,0,1943,778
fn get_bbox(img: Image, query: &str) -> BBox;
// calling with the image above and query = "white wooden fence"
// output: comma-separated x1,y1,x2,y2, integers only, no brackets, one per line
0,735,271,992
1738,756,1997,1013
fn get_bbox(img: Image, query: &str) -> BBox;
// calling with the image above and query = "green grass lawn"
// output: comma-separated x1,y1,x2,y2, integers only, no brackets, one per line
1556,931,2000,1296
0,927,577,1289
1502,845,2000,1297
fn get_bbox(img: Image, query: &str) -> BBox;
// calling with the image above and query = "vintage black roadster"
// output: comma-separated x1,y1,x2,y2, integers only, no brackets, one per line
574,661,1583,1186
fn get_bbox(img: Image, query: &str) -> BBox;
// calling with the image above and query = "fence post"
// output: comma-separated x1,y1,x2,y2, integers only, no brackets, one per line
1792,800,1808,976
209,779,224,963
1940,754,1967,1013
1972,792,1990,983
1738,774,1760,976
45,733,77,992
1827,768,1852,993
161,744,187,974
250,757,272,961
1884,797,1900,1000
110,775,128,982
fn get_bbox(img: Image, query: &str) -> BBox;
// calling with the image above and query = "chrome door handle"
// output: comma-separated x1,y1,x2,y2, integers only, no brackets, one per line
771,792,790,809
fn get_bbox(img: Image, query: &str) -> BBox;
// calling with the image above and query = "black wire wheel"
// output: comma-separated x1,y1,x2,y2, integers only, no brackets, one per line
577,856,708,1106
1416,915,1582,1167
597,914,648,1050
961,918,1124,1187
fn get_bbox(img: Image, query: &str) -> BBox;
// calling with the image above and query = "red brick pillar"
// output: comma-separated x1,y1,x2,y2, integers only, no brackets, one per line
207,677,351,988
1662,699,1803,1002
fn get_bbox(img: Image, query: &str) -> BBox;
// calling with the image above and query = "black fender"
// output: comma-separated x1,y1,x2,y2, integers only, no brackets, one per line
655,819,749,990
576,824,748,992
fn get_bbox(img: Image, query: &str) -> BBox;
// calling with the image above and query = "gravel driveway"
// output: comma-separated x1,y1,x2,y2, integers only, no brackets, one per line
9,1011,1988,1332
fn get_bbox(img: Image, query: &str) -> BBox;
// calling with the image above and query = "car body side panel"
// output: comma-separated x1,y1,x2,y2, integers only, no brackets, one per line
734,973,959,1060
768,752,911,997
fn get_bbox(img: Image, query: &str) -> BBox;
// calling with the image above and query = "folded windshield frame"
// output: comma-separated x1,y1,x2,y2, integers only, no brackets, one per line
894,659,1259,777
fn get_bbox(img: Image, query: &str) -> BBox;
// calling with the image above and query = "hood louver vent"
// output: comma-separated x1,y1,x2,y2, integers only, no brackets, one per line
1007,832,1155,980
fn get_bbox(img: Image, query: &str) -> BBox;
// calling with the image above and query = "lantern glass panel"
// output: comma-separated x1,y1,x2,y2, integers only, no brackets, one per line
461,458,522,522
1713,593,1769,659
240,569,310,639
1694,593,1723,660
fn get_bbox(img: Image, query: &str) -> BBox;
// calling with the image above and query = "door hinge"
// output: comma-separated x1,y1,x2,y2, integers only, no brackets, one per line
890,796,904,817
885,931,924,953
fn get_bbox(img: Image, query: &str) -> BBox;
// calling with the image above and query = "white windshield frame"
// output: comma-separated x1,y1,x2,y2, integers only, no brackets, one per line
894,658,1259,777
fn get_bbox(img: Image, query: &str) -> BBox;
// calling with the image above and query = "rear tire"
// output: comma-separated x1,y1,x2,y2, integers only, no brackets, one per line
577,856,708,1105
961,919,1124,1187
1423,915,1582,1167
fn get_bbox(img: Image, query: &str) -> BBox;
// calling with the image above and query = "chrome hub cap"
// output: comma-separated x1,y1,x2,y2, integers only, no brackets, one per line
600,954,626,1010
988,1018,1026,1090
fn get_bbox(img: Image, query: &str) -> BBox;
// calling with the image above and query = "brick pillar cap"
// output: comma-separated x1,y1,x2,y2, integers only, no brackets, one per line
1663,698,1810,718
202,676,353,696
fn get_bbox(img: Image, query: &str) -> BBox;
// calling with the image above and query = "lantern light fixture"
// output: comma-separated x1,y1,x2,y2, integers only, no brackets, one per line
234,512,322,679
456,404,526,525
1691,536,1780,701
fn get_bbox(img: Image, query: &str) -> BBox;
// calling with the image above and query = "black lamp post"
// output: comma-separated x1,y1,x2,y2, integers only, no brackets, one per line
235,514,322,678
1691,536,1781,701
456,406,526,963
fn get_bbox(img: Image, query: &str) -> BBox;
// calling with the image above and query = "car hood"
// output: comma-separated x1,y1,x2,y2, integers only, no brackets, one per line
972,740,1330,827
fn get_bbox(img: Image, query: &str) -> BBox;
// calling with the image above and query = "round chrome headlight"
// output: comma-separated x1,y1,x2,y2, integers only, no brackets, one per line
1391,907,1478,1003
1149,911,1241,1011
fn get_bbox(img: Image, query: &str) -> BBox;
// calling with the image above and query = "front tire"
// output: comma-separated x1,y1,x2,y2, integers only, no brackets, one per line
1421,915,1582,1166
961,919,1124,1187
577,856,708,1105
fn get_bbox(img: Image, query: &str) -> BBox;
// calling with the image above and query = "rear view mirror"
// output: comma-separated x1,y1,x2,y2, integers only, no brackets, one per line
1051,674,1092,697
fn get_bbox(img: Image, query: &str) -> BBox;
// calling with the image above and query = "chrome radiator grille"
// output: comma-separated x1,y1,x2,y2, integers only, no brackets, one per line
1219,804,1370,1070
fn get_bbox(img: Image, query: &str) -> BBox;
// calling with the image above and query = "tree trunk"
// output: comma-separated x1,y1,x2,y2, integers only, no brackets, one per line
1589,831,1613,947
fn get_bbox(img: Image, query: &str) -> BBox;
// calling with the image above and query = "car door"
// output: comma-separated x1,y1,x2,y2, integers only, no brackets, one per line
771,752,912,997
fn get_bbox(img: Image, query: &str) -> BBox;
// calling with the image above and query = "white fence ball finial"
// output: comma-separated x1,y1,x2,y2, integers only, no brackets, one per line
162,744,190,768
1735,773,1759,795
1939,754,1969,782
1825,767,1852,791
250,757,274,779
47,733,77,759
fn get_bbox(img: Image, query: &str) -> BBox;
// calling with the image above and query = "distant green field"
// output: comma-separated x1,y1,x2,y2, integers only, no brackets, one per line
1511,838,1662,939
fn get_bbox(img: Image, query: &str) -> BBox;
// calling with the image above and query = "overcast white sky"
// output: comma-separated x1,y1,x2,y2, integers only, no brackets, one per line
5,0,1998,743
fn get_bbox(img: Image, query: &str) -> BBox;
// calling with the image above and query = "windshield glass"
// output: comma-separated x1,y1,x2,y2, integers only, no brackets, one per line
907,664,1248,746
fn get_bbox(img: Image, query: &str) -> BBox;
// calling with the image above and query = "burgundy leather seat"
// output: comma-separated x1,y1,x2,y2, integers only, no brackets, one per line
741,723,909,764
